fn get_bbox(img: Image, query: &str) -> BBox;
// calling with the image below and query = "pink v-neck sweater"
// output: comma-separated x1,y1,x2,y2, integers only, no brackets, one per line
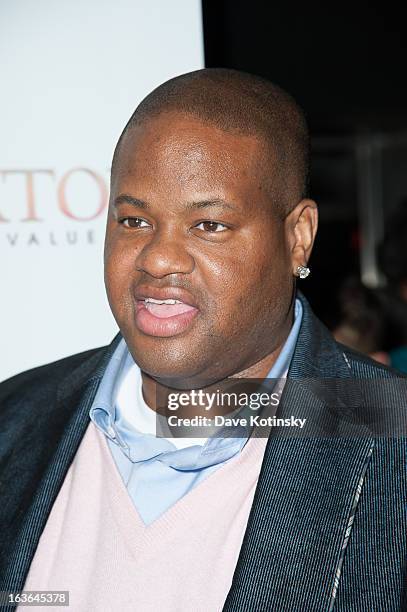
21,422,268,611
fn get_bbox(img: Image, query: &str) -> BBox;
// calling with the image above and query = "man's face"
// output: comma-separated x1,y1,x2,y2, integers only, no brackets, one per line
105,112,296,387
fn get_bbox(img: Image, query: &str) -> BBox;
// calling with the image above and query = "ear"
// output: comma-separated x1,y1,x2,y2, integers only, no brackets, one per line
285,199,318,275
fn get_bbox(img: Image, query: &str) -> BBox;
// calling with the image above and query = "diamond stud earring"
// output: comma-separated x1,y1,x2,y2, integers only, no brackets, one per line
296,265,310,279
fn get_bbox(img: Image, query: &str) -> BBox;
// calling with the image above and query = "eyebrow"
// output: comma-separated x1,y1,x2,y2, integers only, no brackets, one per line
113,194,238,212
185,199,237,212
113,194,148,209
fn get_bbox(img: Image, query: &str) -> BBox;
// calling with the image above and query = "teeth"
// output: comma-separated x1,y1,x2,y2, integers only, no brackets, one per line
144,298,182,305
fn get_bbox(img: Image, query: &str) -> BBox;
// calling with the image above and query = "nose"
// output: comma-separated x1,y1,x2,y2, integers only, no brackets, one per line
135,228,195,278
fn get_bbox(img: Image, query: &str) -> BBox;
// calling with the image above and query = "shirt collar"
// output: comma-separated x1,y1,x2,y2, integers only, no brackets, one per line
90,297,303,469
266,297,303,378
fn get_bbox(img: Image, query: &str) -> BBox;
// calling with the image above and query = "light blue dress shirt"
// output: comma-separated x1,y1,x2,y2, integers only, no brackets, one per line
89,298,303,524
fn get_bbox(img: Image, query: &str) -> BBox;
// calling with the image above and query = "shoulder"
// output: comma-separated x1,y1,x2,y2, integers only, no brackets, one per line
294,292,407,381
0,345,109,409
337,342,407,379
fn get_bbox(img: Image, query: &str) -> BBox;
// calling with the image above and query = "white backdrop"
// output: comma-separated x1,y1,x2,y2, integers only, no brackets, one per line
0,0,204,381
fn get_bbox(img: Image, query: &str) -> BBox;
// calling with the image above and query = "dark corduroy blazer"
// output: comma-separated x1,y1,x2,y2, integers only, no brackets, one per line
0,293,406,611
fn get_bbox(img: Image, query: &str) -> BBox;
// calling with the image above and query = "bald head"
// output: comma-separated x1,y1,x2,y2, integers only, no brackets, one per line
112,68,310,216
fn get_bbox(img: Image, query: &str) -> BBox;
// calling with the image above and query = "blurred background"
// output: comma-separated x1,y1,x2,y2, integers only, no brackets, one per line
0,0,204,380
203,1,407,371
2,1,407,378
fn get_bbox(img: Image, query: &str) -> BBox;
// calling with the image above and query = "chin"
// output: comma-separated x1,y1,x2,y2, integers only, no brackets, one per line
124,335,204,385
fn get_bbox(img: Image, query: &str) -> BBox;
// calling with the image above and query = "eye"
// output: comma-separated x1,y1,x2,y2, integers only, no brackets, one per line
119,217,151,229
194,221,228,233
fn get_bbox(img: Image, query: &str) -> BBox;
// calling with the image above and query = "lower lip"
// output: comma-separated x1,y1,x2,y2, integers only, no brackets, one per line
135,301,199,337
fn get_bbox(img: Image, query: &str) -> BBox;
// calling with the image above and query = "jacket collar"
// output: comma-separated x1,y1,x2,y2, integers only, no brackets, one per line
289,290,351,378
223,292,375,610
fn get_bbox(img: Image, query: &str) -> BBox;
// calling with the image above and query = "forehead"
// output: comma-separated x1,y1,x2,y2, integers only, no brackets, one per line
112,112,276,197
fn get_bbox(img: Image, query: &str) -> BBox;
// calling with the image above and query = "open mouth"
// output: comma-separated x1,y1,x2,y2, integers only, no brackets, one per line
143,297,196,318
135,297,199,337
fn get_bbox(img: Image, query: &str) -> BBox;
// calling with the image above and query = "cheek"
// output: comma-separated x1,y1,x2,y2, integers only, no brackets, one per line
196,248,266,323
204,230,287,291
200,235,290,328
104,238,137,314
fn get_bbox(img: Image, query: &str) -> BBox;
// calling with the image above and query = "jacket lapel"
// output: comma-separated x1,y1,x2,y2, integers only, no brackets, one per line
0,333,122,593
223,293,375,611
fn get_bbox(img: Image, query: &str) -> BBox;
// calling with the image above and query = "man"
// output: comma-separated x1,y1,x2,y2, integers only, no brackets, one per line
0,69,406,611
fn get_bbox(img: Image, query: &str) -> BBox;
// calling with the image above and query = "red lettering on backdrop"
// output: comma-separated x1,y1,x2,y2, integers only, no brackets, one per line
58,167,108,220
0,169,54,222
